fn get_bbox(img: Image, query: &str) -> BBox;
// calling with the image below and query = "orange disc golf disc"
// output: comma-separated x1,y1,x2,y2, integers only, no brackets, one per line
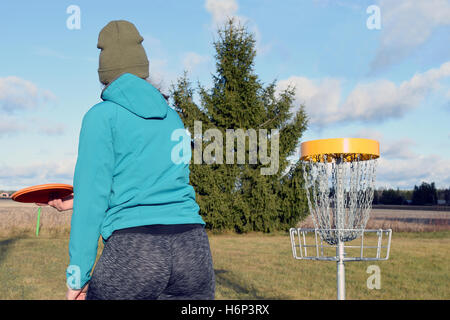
11,184,73,203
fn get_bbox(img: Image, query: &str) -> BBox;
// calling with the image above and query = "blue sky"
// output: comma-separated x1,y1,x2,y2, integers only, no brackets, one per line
0,0,449,190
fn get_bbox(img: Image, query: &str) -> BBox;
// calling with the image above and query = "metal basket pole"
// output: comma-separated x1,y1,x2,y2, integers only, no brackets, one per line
337,240,345,300
335,156,346,300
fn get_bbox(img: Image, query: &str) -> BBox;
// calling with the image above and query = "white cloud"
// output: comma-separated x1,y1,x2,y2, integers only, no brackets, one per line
278,76,343,125
350,129,450,189
351,128,384,142
141,34,178,93
34,47,70,60
0,115,26,137
277,61,450,127
142,34,164,58
380,138,416,160
377,155,450,189
182,52,210,73
353,129,416,160
205,0,239,26
251,24,273,56
0,115,67,138
0,76,56,114
148,58,170,90
38,123,66,136
0,159,76,190
314,0,363,10
344,61,450,122
205,0,272,57
371,0,450,71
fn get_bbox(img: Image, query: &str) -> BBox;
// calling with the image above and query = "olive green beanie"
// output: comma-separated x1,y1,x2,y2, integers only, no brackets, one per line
97,20,149,85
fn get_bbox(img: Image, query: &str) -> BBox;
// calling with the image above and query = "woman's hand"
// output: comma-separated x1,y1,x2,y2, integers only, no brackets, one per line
66,284,88,300
36,193,74,212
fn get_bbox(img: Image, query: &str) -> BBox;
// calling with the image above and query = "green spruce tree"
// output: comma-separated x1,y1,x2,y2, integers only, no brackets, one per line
171,19,309,232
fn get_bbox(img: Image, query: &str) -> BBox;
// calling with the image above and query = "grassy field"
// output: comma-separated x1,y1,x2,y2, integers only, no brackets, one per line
0,200,449,300
0,231,448,300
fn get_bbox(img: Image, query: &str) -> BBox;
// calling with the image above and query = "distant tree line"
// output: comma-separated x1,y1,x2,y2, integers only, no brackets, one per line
373,182,450,205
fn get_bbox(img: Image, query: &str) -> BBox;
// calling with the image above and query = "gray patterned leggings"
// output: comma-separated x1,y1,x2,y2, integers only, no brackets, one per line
86,226,215,300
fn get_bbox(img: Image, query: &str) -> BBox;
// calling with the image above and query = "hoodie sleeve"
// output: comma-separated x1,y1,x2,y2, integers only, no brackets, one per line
66,103,116,290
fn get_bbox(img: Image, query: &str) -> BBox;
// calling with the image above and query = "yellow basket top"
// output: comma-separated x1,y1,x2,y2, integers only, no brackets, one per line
300,138,380,162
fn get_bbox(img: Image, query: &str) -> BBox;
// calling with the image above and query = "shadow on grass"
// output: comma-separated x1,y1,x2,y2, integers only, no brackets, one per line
0,237,20,265
214,269,290,299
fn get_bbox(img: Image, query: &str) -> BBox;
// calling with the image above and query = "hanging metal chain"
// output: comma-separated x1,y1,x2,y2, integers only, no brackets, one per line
302,155,377,245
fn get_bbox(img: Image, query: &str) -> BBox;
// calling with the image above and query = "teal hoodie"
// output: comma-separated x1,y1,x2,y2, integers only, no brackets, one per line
66,73,204,289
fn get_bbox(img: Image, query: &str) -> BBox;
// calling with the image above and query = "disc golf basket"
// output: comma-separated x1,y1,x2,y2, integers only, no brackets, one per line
290,138,392,300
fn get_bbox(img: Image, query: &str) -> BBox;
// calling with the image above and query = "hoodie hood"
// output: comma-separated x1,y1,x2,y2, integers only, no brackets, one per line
101,73,168,119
